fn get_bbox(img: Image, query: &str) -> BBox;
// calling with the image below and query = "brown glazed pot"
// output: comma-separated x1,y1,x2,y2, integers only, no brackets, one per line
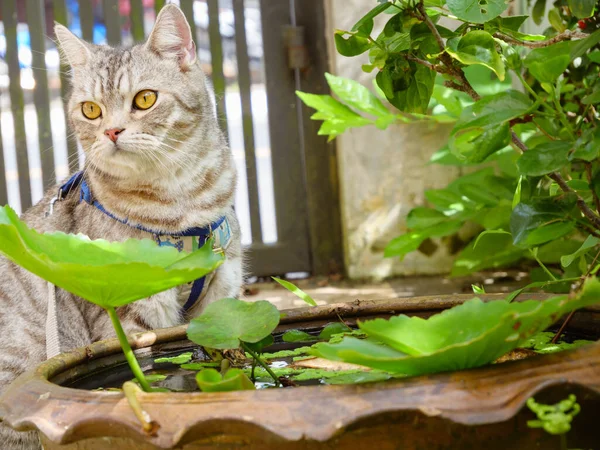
0,294,599,450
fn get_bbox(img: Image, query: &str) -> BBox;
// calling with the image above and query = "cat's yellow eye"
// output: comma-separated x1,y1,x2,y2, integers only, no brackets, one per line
81,101,102,119
133,90,157,110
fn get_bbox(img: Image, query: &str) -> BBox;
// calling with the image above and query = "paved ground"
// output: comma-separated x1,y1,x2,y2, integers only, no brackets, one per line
243,270,530,310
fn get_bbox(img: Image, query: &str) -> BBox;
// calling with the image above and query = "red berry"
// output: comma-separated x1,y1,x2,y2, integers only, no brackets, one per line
578,19,587,29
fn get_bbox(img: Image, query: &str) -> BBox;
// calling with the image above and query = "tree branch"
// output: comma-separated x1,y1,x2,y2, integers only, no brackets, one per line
406,54,450,73
585,162,600,215
493,29,588,49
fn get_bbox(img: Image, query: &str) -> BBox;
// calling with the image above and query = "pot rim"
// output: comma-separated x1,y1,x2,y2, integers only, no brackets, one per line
1,294,599,448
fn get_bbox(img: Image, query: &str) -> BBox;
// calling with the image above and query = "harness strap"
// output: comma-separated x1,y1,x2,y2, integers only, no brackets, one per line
46,282,61,359
54,172,226,314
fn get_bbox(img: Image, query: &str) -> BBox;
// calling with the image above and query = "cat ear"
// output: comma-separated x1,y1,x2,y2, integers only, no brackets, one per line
146,4,197,69
54,23,92,67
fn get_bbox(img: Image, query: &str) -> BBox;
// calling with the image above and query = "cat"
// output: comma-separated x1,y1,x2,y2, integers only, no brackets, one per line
0,5,243,449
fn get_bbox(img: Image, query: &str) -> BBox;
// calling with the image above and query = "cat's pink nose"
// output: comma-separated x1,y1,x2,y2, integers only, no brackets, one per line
104,127,124,143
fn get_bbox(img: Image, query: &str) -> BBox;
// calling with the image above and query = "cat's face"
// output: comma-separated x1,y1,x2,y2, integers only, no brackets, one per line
55,5,212,180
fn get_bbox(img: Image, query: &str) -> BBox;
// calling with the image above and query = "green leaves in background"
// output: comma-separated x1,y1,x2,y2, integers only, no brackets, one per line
524,41,574,83
0,206,223,308
446,0,509,23
384,220,462,258
517,141,573,176
297,73,399,140
195,368,255,392
296,91,372,141
568,0,595,18
484,15,546,41
325,73,395,128
187,298,280,349
312,277,600,376
377,63,436,114
449,90,532,163
510,195,576,248
451,232,524,277
561,235,600,267
446,31,505,81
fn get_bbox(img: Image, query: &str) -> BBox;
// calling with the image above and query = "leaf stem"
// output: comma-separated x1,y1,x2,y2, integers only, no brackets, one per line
241,342,280,387
106,306,151,392
529,249,557,281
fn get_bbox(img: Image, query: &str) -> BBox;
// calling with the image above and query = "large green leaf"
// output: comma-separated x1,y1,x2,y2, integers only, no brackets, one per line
568,0,595,18
532,0,547,25
453,90,534,131
524,41,574,83
525,221,576,247
187,298,280,349
0,206,223,308
334,30,371,57
312,277,600,375
406,208,448,229
517,141,573,176
446,0,509,23
510,195,577,247
446,31,505,80
449,122,511,163
377,63,436,114
324,73,393,119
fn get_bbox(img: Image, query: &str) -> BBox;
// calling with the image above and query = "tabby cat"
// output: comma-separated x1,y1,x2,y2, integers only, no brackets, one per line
0,5,242,448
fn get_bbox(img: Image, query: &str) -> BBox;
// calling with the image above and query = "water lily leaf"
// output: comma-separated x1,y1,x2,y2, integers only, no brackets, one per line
312,277,600,375
195,368,255,392
244,334,275,353
187,298,280,349
283,330,318,343
0,206,223,308
446,31,505,80
154,352,193,365
319,322,352,340
325,370,392,385
446,0,509,23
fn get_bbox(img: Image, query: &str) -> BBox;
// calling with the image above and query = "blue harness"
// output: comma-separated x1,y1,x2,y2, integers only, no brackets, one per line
54,171,226,314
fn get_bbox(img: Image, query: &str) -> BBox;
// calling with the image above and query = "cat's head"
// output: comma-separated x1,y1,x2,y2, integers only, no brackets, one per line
55,5,215,180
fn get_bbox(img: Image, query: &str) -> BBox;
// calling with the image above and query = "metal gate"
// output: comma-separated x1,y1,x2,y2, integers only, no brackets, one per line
0,0,342,277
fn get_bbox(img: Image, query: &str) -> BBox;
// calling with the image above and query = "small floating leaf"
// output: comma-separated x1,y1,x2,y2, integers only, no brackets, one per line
154,352,193,365
283,330,318,343
187,298,280,349
319,322,352,340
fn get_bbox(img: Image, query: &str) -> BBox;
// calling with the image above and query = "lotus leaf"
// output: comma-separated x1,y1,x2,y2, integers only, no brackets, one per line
312,277,600,375
0,206,224,308
187,298,280,349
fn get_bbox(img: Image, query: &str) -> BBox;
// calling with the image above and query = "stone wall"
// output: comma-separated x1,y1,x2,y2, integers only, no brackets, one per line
324,0,466,280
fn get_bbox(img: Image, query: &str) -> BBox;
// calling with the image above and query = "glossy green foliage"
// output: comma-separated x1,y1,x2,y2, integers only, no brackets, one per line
195,368,256,392
299,0,600,283
311,278,600,375
187,298,280,349
0,206,223,307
